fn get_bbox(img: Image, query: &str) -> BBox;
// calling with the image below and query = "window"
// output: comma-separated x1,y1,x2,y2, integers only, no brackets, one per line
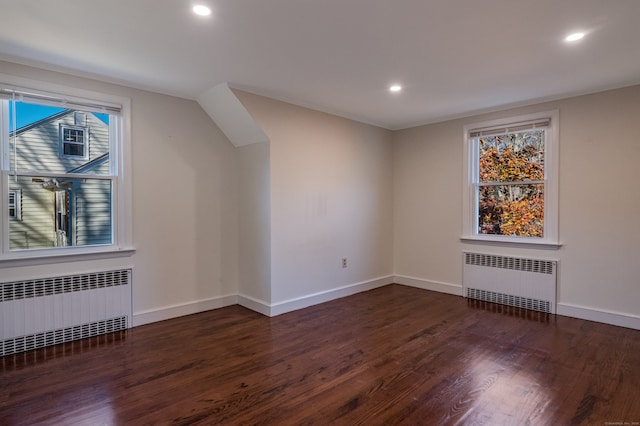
60,125,89,159
462,111,559,246
8,189,20,220
0,81,132,260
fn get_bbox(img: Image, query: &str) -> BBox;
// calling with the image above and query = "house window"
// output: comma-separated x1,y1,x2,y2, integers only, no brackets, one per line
60,125,89,159
0,82,132,260
8,189,20,220
462,110,559,246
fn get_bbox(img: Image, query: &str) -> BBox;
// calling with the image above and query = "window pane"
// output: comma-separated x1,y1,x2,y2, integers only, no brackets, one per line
478,184,544,237
63,128,84,143
479,130,544,183
8,175,112,250
9,100,110,175
64,142,85,157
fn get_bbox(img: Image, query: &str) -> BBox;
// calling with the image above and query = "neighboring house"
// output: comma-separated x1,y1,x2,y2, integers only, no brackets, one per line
8,110,111,250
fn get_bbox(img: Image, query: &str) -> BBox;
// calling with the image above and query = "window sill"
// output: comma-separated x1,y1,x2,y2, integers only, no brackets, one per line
460,237,562,250
0,247,136,268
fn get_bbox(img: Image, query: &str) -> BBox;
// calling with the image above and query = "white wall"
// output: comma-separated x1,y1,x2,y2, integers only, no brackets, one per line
393,84,640,327
3,60,637,330
235,91,395,308
236,142,271,304
0,60,239,325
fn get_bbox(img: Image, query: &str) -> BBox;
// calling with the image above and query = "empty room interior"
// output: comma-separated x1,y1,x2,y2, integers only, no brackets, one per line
1,1,639,425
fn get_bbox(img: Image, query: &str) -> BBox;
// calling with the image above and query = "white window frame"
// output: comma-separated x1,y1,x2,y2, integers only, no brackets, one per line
0,75,134,265
59,124,89,160
8,188,20,220
462,110,559,247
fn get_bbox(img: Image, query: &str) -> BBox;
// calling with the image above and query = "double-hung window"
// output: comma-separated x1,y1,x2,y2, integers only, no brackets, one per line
0,82,132,260
60,124,89,159
462,110,559,246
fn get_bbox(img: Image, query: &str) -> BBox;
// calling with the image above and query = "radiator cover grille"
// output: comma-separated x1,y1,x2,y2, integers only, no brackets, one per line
0,270,130,302
465,252,554,274
463,252,557,314
466,288,551,313
1,269,131,357
1,317,127,356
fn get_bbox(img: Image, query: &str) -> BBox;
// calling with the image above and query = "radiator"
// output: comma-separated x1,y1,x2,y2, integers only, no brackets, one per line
0,269,132,357
463,252,557,314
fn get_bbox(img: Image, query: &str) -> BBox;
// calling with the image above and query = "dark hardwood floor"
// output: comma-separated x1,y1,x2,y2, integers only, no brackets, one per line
1,284,639,425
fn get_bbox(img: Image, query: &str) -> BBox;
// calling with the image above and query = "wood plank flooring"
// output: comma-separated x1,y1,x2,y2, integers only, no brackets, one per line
1,284,639,425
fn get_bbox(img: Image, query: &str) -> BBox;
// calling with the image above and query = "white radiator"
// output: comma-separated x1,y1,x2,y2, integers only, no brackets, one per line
463,252,557,314
0,269,132,357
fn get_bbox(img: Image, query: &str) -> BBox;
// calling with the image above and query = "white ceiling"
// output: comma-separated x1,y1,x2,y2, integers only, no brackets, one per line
0,0,639,130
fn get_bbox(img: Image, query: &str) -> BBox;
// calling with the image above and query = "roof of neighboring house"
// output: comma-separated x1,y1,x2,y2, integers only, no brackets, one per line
66,153,109,174
10,109,110,174
10,109,108,136
11,110,70,135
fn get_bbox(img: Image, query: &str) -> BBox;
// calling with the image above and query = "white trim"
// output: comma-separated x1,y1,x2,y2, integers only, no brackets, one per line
0,247,135,267
133,294,238,327
393,275,463,296
462,110,559,246
557,303,640,331
269,276,393,316
237,276,394,317
0,74,134,262
125,285,639,332
460,237,562,250
237,294,271,316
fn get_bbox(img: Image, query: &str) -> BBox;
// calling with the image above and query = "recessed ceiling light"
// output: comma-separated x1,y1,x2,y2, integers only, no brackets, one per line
193,5,211,16
565,32,585,42
389,85,402,93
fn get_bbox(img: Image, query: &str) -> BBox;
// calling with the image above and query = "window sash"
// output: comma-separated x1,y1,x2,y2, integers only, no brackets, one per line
472,130,547,239
3,102,118,176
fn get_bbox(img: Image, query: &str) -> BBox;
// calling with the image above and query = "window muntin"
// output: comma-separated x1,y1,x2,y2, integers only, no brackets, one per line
463,111,559,246
1,84,125,257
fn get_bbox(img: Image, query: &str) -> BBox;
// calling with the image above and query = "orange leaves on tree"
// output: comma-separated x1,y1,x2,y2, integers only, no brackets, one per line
478,131,544,237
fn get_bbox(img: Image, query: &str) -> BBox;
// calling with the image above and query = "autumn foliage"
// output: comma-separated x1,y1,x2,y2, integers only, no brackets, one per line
478,130,545,237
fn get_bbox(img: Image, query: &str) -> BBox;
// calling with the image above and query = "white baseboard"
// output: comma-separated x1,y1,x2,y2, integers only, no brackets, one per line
131,280,640,332
133,294,238,327
557,303,640,330
269,275,393,316
237,275,394,317
237,294,271,316
394,275,463,296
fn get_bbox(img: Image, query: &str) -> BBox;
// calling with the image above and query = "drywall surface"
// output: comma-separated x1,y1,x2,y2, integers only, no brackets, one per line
236,142,271,303
0,60,238,322
393,84,640,320
235,91,394,304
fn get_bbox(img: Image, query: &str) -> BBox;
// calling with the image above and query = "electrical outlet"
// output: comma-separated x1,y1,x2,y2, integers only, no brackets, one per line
342,258,348,268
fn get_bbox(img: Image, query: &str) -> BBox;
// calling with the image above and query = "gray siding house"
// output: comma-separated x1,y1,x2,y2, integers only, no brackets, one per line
9,110,112,250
